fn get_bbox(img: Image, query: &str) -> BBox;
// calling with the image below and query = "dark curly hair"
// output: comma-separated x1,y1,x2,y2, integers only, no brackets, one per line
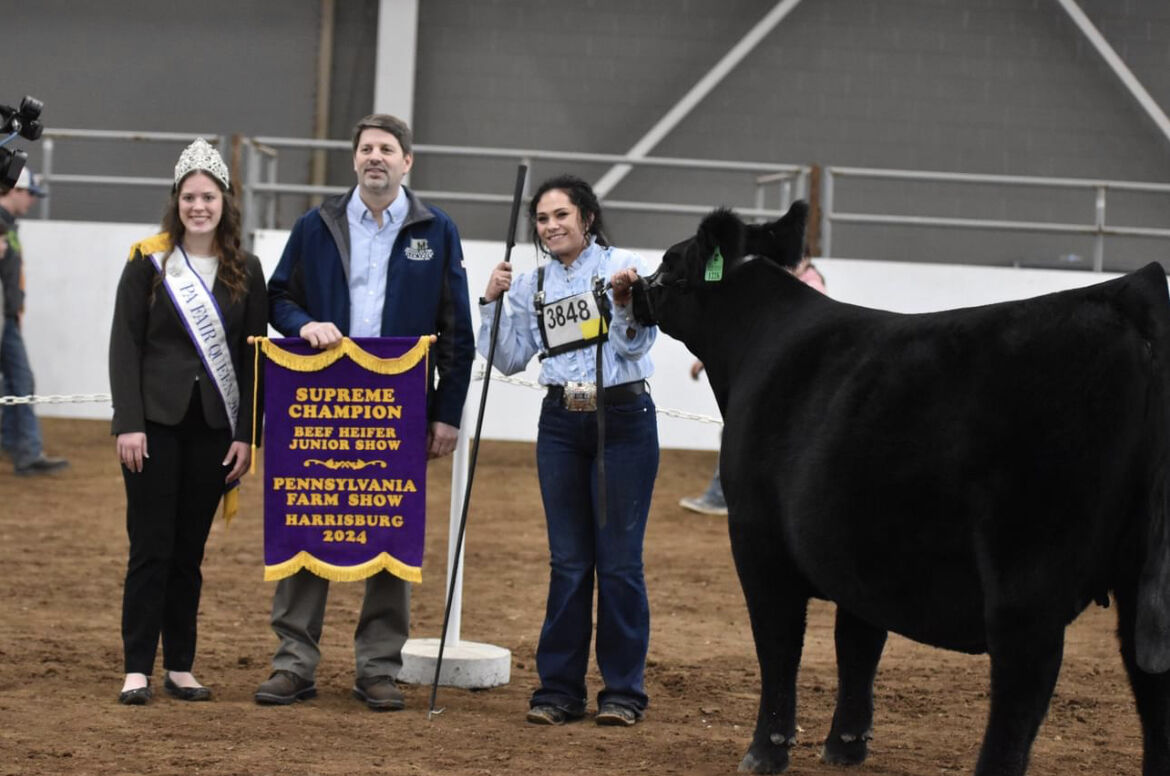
528,174,610,257
157,171,249,302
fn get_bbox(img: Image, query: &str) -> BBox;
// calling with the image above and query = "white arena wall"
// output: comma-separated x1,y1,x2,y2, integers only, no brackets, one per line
18,221,1133,451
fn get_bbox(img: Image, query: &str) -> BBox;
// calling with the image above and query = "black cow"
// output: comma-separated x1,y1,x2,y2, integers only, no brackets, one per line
631,202,1170,776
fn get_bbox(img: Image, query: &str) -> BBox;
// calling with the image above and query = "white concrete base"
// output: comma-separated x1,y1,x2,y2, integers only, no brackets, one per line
398,638,511,689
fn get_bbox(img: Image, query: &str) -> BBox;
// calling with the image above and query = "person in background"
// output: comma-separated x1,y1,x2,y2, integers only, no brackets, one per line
0,168,68,475
679,258,826,516
480,174,658,727
0,220,6,350
677,360,728,516
794,258,826,294
261,113,474,711
109,139,266,704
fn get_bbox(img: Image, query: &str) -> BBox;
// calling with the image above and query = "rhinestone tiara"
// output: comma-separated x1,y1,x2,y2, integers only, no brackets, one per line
174,137,229,189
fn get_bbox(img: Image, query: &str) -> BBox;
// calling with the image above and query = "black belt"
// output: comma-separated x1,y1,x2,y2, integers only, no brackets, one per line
546,380,647,407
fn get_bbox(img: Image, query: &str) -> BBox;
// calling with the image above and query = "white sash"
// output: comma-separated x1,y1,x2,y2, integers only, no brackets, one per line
148,247,241,436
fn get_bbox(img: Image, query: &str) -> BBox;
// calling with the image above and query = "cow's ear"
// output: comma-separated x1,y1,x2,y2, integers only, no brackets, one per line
747,200,808,270
695,208,746,282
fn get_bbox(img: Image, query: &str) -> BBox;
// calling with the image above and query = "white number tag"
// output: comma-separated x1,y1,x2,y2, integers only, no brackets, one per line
539,289,608,355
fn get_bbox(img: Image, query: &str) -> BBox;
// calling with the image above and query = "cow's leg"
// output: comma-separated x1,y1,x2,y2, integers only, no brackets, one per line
1115,579,1170,775
974,611,1064,776
822,608,887,765
729,519,808,774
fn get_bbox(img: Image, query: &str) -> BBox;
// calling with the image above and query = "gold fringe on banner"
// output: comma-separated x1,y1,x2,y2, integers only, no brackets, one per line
264,551,423,583
256,335,434,375
250,339,260,476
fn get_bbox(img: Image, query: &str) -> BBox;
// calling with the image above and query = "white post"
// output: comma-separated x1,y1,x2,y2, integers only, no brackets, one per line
443,399,472,644
1093,185,1106,272
821,167,834,258
374,0,419,124
398,374,510,689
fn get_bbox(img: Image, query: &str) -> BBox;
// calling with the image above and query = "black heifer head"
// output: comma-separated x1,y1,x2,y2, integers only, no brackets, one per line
631,200,809,342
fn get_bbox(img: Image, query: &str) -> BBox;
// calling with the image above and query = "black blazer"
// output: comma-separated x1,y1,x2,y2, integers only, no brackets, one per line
109,248,267,442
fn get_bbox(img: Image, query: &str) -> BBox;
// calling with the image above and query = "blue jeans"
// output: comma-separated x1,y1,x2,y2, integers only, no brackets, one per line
532,391,659,715
702,450,726,505
1,318,43,467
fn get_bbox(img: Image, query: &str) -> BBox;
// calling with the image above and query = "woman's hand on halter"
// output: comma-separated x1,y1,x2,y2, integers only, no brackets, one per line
609,267,640,308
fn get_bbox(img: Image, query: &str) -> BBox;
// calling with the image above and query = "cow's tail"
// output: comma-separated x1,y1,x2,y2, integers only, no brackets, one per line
1136,286,1170,673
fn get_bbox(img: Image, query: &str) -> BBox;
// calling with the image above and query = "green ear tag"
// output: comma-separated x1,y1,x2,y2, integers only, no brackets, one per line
704,247,725,282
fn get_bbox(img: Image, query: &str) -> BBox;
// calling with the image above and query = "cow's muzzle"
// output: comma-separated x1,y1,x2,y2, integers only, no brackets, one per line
630,273,659,326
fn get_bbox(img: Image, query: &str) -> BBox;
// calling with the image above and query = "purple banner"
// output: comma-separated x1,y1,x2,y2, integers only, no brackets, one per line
261,336,430,582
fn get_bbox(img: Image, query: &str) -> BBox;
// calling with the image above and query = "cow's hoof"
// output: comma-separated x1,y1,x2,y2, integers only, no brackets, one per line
738,743,790,773
821,731,870,766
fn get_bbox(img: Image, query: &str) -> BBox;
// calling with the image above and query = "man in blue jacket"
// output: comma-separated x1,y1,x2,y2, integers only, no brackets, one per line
259,114,474,710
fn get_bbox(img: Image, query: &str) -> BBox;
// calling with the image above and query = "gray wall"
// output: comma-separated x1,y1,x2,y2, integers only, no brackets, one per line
7,0,1170,270
6,0,371,226
412,0,1170,269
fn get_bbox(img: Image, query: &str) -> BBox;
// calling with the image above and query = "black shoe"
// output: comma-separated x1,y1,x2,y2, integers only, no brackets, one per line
165,674,211,701
255,670,317,705
526,704,584,726
118,681,152,706
596,703,639,726
352,675,405,711
14,456,69,476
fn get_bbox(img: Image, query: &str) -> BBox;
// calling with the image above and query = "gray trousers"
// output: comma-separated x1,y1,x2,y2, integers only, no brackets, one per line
270,569,410,681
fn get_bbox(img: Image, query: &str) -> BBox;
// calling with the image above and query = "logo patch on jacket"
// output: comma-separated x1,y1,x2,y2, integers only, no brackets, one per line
405,238,435,261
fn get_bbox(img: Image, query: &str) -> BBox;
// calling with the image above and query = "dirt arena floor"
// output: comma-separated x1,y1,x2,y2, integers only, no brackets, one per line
0,418,1148,775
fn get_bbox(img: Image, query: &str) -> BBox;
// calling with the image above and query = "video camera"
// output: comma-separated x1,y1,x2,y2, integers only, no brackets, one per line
0,96,45,189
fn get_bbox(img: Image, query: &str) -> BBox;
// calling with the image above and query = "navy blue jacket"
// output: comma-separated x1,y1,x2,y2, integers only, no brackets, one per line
268,187,474,428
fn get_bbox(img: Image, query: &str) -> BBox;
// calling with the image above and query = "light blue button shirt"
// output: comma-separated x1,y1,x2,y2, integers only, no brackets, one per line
347,187,409,337
478,240,656,386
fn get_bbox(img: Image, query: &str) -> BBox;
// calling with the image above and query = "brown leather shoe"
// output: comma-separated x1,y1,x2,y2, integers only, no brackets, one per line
353,675,405,711
255,670,317,705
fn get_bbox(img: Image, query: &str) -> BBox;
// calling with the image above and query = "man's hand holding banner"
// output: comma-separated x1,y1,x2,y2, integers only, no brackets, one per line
257,336,432,583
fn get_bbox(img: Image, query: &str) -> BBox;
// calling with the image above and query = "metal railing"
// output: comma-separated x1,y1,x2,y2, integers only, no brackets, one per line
36,129,224,219
32,129,809,248
240,136,810,243
26,129,1170,272
821,166,1170,271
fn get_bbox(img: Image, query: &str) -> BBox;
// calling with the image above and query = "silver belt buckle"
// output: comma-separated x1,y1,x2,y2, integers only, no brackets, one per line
563,381,597,411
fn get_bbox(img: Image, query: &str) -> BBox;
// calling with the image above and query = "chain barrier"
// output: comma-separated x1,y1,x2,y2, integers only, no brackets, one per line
0,374,722,425
0,393,111,406
472,366,723,426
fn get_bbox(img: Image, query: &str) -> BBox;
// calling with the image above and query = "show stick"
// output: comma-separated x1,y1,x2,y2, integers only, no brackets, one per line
428,164,528,719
